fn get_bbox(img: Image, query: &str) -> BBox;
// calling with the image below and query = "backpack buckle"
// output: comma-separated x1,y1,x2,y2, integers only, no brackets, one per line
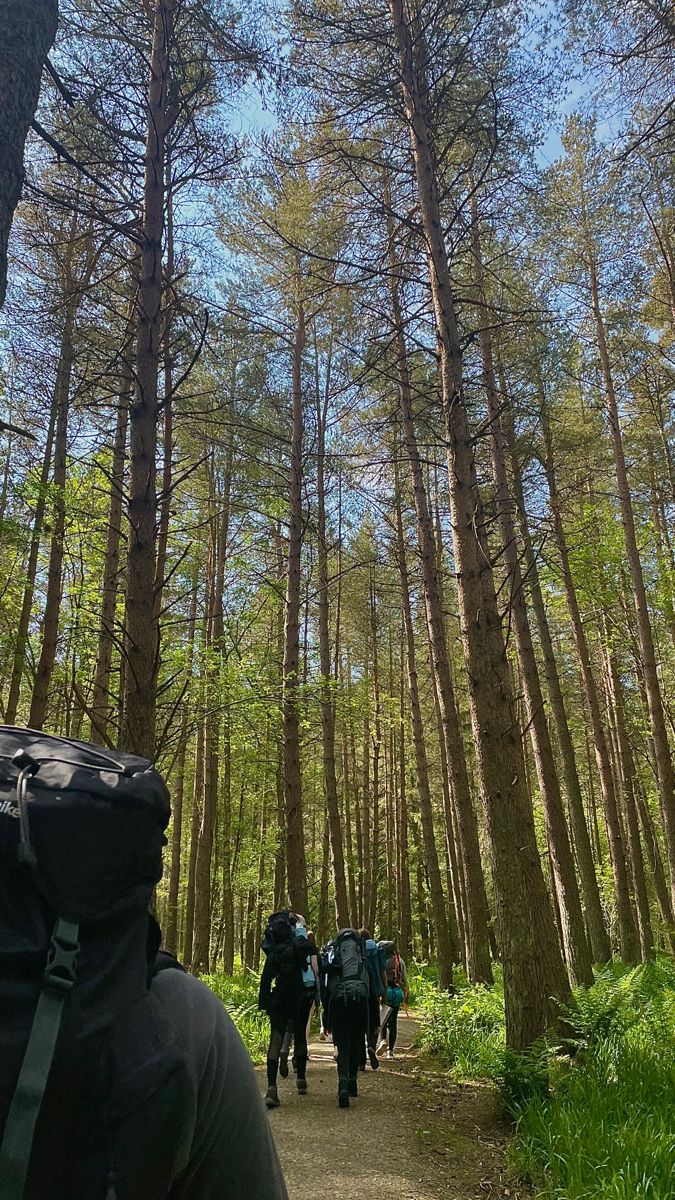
44,918,80,993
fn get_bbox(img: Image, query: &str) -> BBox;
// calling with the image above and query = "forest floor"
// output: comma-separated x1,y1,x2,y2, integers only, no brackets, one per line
259,1015,531,1199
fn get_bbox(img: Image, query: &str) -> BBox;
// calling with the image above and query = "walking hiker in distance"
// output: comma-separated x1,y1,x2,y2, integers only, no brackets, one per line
258,911,320,1108
324,928,370,1108
377,940,409,1059
360,928,387,1071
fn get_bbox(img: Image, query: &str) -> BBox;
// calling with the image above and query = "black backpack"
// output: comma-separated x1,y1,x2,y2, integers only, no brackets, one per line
261,910,305,987
0,726,184,1200
326,929,369,1004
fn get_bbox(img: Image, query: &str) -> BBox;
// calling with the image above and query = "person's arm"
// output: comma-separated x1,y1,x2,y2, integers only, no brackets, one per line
155,972,288,1200
400,957,409,998
310,952,321,1007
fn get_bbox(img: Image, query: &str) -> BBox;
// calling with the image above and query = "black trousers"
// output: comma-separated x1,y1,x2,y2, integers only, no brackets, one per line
328,998,367,1092
266,988,313,1085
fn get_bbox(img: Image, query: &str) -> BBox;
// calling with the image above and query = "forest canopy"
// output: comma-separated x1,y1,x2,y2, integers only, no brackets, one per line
1,0,674,1054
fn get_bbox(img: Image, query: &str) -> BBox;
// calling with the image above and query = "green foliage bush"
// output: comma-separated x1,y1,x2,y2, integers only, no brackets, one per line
415,957,675,1200
415,967,506,1079
511,958,675,1199
202,968,268,1062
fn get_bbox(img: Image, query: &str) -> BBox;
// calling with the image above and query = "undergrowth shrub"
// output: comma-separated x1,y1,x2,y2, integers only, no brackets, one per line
415,967,506,1079
416,956,675,1199
202,968,268,1062
510,958,675,1199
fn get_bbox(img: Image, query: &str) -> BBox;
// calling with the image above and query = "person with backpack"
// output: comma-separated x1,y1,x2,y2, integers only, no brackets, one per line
324,929,369,1107
0,726,288,1200
359,928,386,1070
258,911,319,1108
377,940,409,1059
276,919,320,1081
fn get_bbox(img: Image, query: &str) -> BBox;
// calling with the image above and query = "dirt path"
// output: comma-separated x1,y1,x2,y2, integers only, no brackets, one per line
258,1016,529,1199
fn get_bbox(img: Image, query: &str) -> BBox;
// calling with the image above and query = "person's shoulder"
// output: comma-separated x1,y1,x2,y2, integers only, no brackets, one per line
151,968,240,1066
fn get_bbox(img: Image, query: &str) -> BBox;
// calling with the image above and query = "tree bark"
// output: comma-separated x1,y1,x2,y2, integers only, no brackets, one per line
283,285,309,917
544,417,639,961
91,298,135,743
501,375,611,964
28,304,75,728
385,198,492,983
397,643,413,959
0,0,57,306
389,0,570,1047
469,210,592,986
396,482,454,989
589,257,675,912
367,571,381,932
5,393,57,723
123,0,174,759
315,331,350,927
604,642,654,960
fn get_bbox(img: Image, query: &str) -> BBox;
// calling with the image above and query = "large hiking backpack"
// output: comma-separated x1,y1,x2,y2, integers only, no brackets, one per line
0,726,182,1200
261,910,306,989
326,929,369,1004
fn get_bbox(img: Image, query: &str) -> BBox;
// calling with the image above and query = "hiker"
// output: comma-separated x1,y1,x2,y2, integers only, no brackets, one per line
359,928,387,1070
377,940,409,1059
0,726,288,1200
278,922,320,1078
259,911,320,1108
324,928,369,1108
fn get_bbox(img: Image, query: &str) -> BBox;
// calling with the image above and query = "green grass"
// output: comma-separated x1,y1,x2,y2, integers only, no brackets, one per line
415,957,675,1200
202,968,269,1062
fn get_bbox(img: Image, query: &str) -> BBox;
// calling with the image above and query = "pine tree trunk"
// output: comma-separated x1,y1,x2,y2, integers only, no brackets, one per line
5,394,57,723
396,484,454,988
0,0,57,306
385,201,492,982
315,337,350,926
164,712,188,956
635,783,675,953
501,377,611,964
183,718,204,966
283,289,309,918
398,650,413,959
91,299,134,742
603,644,654,960
389,0,570,1046
470,211,592,985
544,418,639,962
589,259,675,911
28,305,75,729
123,0,174,759
367,575,381,932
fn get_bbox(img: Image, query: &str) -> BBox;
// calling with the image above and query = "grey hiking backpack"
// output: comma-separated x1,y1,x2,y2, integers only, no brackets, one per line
326,929,369,1003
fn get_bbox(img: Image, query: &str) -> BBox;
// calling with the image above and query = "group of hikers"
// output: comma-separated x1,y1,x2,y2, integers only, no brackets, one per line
258,913,409,1109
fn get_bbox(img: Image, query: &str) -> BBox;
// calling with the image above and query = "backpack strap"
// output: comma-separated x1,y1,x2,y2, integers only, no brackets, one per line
0,916,79,1200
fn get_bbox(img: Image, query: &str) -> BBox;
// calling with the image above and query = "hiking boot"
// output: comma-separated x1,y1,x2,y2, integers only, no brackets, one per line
264,1086,280,1109
279,1054,289,1079
296,1077,308,1095
338,1090,350,1108
368,1047,380,1070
